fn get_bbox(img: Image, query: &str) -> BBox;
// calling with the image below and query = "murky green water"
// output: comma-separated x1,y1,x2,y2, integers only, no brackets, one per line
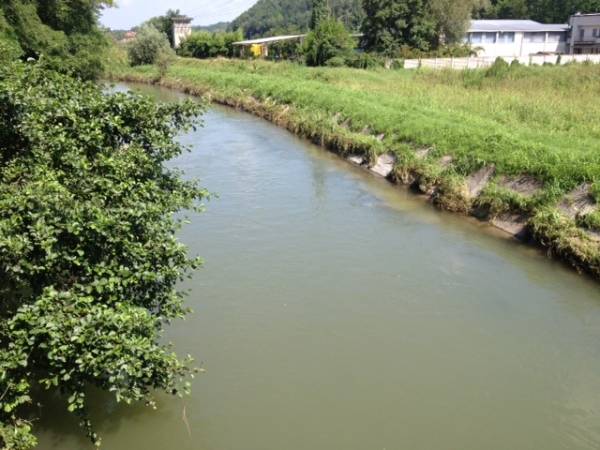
35,84,600,450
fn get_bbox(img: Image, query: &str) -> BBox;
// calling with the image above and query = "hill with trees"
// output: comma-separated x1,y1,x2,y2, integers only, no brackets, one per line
230,0,364,38
480,0,600,23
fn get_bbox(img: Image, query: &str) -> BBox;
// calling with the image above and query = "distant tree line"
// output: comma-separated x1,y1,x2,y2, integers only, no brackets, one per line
478,0,600,23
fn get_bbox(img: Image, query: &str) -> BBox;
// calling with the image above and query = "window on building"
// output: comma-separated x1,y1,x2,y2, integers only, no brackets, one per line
497,32,515,43
524,32,545,43
469,32,482,44
469,32,497,44
483,32,497,43
593,28,599,38
547,32,565,42
580,28,586,40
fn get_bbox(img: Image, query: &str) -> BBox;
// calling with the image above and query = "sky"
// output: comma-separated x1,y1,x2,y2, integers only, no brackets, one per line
100,0,258,30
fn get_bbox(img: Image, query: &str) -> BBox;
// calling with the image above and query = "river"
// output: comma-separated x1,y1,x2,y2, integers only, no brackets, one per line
35,83,600,450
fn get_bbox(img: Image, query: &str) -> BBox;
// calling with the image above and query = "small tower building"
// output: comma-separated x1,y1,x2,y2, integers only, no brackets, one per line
173,15,193,49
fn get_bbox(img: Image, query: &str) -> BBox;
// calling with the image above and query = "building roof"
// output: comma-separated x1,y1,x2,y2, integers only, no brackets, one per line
469,20,568,33
173,15,193,23
232,34,306,46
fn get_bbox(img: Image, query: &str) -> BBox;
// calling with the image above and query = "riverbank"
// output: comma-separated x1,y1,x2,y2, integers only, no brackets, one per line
107,58,600,279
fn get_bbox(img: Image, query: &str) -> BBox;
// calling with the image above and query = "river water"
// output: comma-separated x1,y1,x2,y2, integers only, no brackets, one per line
35,84,600,450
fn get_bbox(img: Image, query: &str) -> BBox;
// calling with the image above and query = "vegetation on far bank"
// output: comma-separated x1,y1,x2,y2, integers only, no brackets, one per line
226,0,600,40
0,3,207,450
110,56,600,276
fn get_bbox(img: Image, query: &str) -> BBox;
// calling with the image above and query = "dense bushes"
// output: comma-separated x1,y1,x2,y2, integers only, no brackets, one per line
0,0,112,80
127,24,174,66
303,18,355,66
178,30,243,59
0,61,206,450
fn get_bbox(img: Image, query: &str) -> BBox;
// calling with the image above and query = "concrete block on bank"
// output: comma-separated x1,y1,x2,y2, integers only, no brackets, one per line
369,154,395,178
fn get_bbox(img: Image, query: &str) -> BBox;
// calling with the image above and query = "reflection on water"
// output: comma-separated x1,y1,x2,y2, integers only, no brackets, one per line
35,83,600,450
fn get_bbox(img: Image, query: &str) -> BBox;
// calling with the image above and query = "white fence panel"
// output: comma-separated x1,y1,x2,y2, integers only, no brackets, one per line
402,53,600,71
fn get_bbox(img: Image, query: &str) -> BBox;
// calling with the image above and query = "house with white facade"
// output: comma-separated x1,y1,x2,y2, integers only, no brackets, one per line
569,13,600,53
466,20,569,58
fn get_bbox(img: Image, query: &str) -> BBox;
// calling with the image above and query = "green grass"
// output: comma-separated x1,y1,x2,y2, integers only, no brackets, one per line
108,57,600,277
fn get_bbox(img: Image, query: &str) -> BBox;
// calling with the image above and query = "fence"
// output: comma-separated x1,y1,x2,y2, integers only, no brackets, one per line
403,54,600,70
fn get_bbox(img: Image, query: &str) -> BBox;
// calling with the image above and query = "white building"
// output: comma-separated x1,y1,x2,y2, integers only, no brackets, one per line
466,20,569,58
172,15,193,49
568,13,600,54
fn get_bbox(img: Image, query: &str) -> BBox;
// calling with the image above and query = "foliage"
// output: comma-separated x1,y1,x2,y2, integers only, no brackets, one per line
429,0,481,44
128,25,174,66
142,9,180,47
266,40,305,61
230,0,364,38
344,51,385,68
0,61,206,449
117,57,600,199
303,18,356,66
485,56,511,78
311,0,330,29
326,55,347,66
482,0,600,22
0,0,114,79
156,46,176,79
361,0,438,53
178,30,243,59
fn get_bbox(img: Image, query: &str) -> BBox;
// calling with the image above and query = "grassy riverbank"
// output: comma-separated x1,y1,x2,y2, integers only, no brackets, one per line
108,57,600,277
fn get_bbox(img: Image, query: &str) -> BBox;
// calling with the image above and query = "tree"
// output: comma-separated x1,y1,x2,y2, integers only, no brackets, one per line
361,0,437,53
311,0,330,29
429,0,481,44
177,30,243,59
0,61,206,450
0,0,115,79
303,18,355,65
143,9,181,47
128,24,174,66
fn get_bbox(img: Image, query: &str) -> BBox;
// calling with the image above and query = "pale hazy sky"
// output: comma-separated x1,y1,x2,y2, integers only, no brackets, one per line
100,0,258,29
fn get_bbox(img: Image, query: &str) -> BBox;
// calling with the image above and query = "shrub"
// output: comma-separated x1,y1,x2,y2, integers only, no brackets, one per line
178,31,242,59
325,55,346,67
0,61,206,450
128,24,173,66
390,58,404,69
486,57,510,78
303,18,355,67
345,52,384,69
156,46,175,79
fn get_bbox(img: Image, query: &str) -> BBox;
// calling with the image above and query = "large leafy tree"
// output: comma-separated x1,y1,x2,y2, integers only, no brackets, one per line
304,17,355,65
361,0,438,53
0,62,206,449
311,0,330,29
429,0,483,44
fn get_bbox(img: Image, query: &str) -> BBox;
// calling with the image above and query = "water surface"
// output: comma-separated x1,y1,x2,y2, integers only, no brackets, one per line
36,83,600,450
